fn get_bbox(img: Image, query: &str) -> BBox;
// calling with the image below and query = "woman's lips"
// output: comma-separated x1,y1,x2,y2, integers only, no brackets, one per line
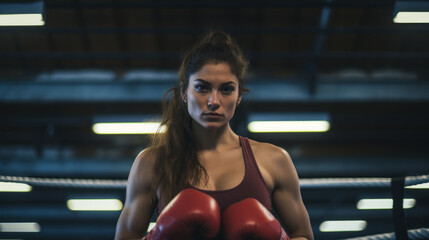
204,112,222,116
202,112,223,120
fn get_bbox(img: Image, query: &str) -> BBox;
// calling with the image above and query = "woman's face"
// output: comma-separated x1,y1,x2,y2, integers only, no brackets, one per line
185,62,241,130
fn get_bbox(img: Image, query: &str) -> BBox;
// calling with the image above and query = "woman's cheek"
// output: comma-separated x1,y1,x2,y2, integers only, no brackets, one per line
228,101,237,115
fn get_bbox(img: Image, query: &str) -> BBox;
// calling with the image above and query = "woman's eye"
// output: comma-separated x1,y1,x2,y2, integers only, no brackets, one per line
195,85,209,92
222,86,235,93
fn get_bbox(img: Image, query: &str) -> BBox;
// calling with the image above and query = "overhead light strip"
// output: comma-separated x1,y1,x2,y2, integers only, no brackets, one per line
357,198,416,210
67,199,123,211
319,220,367,232
0,222,40,232
248,120,330,133
0,181,32,192
0,14,44,26
394,12,429,23
247,113,330,133
0,1,45,26
92,122,165,134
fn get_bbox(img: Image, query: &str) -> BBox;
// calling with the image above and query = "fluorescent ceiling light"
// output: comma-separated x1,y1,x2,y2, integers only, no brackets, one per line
248,120,330,133
0,181,32,192
394,12,429,23
0,222,40,232
393,1,429,23
247,113,330,133
0,1,45,26
67,199,123,211
92,122,165,134
0,14,44,26
406,182,429,189
357,198,416,210
319,220,367,232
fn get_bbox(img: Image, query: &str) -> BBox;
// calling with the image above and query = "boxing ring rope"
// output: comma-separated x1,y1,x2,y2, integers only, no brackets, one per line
300,174,429,189
1,174,428,240
0,175,127,189
1,174,428,189
344,228,429,240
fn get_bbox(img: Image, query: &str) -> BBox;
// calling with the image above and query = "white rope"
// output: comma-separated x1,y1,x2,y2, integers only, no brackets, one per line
299,175,429,188
344,228,429,240
299,177,392,188
1,174,428,189
0,175,127,189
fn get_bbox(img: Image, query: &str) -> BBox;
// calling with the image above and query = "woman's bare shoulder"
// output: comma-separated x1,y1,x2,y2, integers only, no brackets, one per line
248,138,291,162
129,147,158,186
135,147,157,167
247,138,298,193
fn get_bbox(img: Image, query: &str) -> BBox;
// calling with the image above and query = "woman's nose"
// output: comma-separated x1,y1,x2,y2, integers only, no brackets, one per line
207,91,220,110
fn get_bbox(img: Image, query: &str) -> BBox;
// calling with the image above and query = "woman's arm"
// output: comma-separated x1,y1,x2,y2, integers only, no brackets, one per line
268,147,314,240
115,149,157,240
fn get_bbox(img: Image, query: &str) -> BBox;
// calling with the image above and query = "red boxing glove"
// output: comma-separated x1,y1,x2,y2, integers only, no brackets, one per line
144,188,221,240
222,198,289,240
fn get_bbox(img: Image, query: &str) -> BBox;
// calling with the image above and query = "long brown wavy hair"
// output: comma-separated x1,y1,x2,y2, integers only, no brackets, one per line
149,31,249,206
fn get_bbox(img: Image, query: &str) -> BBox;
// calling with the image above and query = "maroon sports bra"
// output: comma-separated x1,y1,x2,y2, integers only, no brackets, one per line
156,136,272,215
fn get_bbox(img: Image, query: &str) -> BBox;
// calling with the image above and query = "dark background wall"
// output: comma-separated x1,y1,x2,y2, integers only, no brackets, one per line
1,0,428,239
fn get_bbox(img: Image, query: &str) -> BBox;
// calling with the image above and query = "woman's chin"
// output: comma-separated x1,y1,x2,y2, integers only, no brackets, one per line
191,118,230,131
200,121,227,130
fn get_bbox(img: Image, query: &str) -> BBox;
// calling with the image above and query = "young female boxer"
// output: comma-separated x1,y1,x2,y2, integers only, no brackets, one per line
115,32,313,240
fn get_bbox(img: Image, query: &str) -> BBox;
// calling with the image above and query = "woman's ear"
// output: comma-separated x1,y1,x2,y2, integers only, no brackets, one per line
181,89,187,104
236,96,242,106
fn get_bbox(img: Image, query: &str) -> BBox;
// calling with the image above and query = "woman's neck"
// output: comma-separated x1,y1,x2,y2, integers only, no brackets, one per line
191,122,239,151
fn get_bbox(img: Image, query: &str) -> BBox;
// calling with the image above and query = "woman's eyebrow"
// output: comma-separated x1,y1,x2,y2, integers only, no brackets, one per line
193,79,210,84
221,81,237,86
193,79,237,86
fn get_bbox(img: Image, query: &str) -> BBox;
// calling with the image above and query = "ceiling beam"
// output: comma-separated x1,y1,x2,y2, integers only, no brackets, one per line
1,81,428,103
45,1,394,9
2,51,429,60
1,155,427,178
2,26,428,34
